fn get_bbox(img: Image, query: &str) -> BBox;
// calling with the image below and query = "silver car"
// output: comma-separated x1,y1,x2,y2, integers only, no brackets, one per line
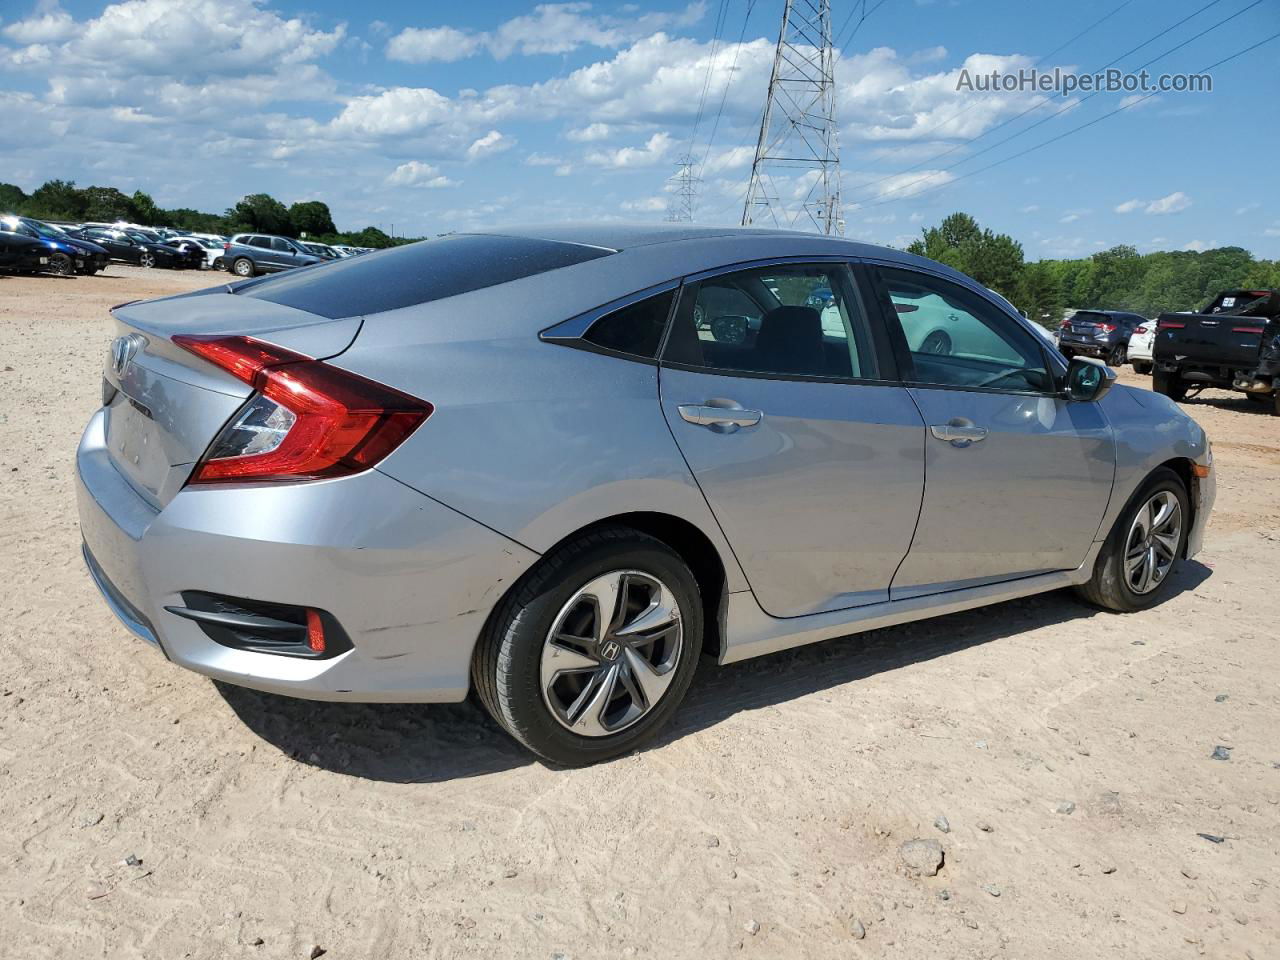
77,225,1215,765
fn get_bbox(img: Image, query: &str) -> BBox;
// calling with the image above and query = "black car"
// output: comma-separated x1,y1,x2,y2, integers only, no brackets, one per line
71,227,197,269
0,230,54,274
1057,309,1146,365
1,217,111,275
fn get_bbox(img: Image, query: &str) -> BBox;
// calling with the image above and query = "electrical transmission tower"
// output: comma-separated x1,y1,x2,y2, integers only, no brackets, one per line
742,0,842,234
666,154,700,222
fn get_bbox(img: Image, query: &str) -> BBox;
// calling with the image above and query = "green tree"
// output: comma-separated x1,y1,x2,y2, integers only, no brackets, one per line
79,186,137,222
288,200,337,237
130,189,164,226
1016,260,1065,323
0,182,28,213
23,179,87,221
960,229,1024,298
229,193,293,235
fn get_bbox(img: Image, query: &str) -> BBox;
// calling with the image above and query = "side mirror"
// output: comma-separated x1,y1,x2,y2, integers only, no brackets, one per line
1064,356,1117,402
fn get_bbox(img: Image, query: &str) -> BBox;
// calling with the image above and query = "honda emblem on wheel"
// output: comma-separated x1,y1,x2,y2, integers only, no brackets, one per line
600,639,621,661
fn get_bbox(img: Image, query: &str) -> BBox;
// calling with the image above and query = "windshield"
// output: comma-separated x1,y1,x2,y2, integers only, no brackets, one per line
127,233,153,244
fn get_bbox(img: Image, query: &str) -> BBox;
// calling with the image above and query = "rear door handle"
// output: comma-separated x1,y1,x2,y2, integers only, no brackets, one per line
678,403,763,429
929,421,988,446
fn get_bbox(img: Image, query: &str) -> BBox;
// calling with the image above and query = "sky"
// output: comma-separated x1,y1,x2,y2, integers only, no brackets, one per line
1,0,1277,259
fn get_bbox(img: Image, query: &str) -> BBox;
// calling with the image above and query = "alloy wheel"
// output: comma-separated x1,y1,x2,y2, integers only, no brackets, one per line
47,253,73,276
1124,491,1181,594
539,570,683,737
140,252,155,268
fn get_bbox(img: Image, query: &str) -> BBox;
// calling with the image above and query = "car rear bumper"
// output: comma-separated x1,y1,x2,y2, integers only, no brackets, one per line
76,408,539,702
1058,338,1111,357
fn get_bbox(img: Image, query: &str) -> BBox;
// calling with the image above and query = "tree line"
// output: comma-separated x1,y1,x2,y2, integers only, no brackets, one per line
905,212,1280,321
0,180,414,250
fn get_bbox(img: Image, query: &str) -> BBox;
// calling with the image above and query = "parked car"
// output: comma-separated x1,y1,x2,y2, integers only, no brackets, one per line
222,233,326,277
0,229,53,273
167,236,223,270
71,227,198,269
2,216,111,275
1128,320,1157,374
1057,310,1146,365
330,244,361,258
76,226,1215,765
301,241,342,260
1152,289,1280,414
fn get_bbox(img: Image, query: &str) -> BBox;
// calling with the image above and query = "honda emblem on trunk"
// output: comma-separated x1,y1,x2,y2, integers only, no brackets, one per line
110,333,145,376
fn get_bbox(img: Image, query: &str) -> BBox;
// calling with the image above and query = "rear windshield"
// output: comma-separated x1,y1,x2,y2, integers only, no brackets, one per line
236,234,613,319
1068,311,1111,325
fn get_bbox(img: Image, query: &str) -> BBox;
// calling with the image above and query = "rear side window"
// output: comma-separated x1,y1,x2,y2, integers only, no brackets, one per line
584,289,675,359
238,234,613,319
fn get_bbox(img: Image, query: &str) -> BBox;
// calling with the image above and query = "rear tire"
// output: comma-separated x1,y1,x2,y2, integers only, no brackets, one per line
473,526,704,766
139,251,156,269
1131,360,1152,375
1108,343,1127,366
1152,370,1188,402
213,257,225,271
1076,467,1189,613
231,257,254,278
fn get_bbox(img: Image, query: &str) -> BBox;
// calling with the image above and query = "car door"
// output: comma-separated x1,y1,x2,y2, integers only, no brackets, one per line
658,260,926,619
865,265,1114,599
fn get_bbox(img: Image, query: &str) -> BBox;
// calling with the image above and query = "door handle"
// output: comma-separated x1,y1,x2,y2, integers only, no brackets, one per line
678,403,763,429
929,420,988,446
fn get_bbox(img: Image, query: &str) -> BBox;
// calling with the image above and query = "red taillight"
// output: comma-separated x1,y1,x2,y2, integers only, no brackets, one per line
173,334,432,484
1134,325,1148,334
1232,326,1264,334
1159,320,1186,329
223,242,231,253
1096,322,1117,333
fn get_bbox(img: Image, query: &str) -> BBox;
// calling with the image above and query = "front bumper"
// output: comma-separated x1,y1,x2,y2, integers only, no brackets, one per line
76,408,539,702
1186,453,1216,561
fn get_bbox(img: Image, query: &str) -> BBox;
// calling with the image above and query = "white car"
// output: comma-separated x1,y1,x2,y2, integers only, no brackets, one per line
170,236,224,270
1128,319,1157,375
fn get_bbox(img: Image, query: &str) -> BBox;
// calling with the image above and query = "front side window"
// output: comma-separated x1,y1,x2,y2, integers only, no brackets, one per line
876,267,1050,393
663,263,872,380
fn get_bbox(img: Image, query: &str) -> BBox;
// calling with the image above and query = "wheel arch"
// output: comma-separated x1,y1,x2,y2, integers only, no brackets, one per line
1155,456,1198,556
481,511,731,662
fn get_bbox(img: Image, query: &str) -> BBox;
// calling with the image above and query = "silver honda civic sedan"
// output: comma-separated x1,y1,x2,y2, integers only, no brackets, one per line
77,225,1215,765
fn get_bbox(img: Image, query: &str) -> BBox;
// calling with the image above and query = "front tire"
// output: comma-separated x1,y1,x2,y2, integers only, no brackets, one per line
1076,467,1189,613
47,252,73,276
213,257,225,271
139,251,156,269
231,257,254,278
473,527,704,766
1108,343,1128,366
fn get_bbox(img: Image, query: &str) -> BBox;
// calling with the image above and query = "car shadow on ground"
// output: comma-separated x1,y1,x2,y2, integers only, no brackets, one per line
217,560,1211,784
1180,392,1276,416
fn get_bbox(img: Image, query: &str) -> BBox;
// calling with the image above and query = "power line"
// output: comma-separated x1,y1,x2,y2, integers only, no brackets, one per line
857,28,1280,210
686,0,732,157
852,0,1262,205
834,0,891,51
698,0,758,177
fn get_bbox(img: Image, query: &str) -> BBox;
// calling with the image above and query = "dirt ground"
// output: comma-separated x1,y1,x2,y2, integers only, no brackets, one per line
1,265,1277,960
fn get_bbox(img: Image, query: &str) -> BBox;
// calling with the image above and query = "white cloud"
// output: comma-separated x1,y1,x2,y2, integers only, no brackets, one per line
330,87,454,137
385,161,459,188
386,26,483,63
585,131,673,168
1263,224,1280,238
1019,204,1039,213
384,2,706,63
524,152,562,166
1144,191,1191,215
1115,192,1192,215
466,129,514,160
700,144,755,174
1183,239,1207,252
1060,213,1080,224
620,196,667,212
566,122,613,142
3,1,77,44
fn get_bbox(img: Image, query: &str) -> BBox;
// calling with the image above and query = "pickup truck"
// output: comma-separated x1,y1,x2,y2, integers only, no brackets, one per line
1152,289,1280,415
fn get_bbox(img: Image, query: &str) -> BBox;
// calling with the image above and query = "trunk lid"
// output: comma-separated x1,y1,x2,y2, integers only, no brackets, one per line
103,290,361,508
